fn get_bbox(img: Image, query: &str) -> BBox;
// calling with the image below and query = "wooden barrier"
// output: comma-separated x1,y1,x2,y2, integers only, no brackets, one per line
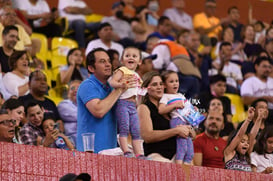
0,142,272,181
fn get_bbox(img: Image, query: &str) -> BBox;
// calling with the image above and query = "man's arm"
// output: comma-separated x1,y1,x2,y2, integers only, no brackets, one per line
85,89,122,118
64,6,92,15
193,153,203,166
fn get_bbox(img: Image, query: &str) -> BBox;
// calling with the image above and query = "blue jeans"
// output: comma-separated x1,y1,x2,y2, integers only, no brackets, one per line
178,73,200,99
69,20,100,48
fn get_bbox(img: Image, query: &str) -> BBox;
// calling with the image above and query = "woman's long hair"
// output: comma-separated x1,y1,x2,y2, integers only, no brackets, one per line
254,125,273,158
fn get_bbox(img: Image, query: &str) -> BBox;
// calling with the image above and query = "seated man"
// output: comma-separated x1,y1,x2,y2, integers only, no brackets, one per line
0,108,16,143
85,22,123,58
19,101,58,146
58,0,99,48
193,110,227,168
15,0,62,38
19,70,64,132
0,5,31,50
57,80,81,145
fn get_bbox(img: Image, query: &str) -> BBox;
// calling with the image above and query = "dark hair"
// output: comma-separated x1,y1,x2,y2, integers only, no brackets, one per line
121,46,142,61
66,48,82,65
161,70,177,83
29,70,46,83
251,98,268,108
8,50,28,71
98,22,112,32
0,92,3,99
86,47,109,73
219,41,232,51
254,125,273,156
0,108,8,115
158,16,170,26
141,71,161,104
255,20,265,30
254,56,272,66
25,100,43,116
107,49,119,62
226,130,251,164
2,98,23,110
2,25,18,36
209,74,226,85
227,6,238,14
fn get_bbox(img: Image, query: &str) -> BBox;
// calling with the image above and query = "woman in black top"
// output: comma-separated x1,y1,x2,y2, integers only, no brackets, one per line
137,72,191,162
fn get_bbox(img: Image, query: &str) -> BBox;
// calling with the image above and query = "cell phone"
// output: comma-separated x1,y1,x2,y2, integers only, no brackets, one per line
54,122,60,130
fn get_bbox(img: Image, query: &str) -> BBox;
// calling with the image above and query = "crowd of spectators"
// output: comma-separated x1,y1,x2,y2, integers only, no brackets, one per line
0,0,273,176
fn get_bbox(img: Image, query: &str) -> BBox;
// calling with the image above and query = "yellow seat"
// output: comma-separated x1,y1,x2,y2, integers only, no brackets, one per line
85,14,104,23
30,33,49,69
224,93,246,123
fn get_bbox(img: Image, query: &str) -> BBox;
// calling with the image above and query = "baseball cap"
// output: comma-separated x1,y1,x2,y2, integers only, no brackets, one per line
59,173,91,181
141,51,157,61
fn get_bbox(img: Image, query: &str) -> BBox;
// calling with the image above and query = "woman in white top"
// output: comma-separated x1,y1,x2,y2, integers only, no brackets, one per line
251,125,273,174
2,50,30,98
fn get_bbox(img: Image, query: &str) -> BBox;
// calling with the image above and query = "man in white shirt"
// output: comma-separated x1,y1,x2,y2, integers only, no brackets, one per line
58,0,99,48
85,22,123,59
163,0,193,31
213,42,242,94
241,56,273,110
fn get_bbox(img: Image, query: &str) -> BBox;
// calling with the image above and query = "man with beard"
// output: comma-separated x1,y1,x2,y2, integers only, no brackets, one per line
193,110,226,168
241,56,273,125
19,70,64,132
0,25,18,73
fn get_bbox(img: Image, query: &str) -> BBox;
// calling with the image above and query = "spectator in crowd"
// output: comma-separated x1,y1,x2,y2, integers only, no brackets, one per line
251,125,273,174
145,0,160,26
101,1,135,47
237,99,269,134
76,48,134,153
39,117,74,150
2,50,30,98
85,22,124,59
147,16,175,41
242,24,263,60
212,42,243,94
19,101,59,146
130,6,157,45
163,0,193,31
197,74,232,123
107,49,120,71
138,71,192,162
185,31,212,92
205,98,234,140
0,5,31,50
224,107,262,172
15,0,62,38
193,0,230,45
214,27,246,63
60,48,88,85
265,38,273,60
193,110,227,168
0,25,18,73
266,26,273,39
136,51,157,78
2,98,24,143
145,35,159,54
0,108,16,143
151,39,201,98
57,80,81,145
121,0,136,20
58,0,99,48
19,70,64,132
227,6,244,42
0,1,32,35
240,56,273,112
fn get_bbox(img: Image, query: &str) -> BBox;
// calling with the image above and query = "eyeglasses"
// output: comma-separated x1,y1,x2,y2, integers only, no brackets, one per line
0,119,16,126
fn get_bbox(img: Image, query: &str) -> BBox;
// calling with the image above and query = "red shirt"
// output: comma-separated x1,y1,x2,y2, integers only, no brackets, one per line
194,132,227,168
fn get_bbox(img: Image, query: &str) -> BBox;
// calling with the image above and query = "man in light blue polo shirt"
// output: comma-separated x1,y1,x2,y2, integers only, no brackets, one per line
76,48,129,153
